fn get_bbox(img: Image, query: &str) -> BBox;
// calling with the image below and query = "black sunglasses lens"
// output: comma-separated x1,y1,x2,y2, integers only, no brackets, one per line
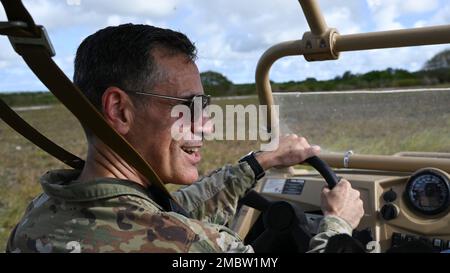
202,96,210,108
188,96,210,120
189,96,210,108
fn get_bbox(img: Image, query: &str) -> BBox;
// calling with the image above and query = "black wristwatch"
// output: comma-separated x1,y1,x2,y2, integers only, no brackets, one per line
239,151,265,180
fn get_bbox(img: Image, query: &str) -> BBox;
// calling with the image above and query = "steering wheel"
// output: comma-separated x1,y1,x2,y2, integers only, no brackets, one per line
239,156,341,252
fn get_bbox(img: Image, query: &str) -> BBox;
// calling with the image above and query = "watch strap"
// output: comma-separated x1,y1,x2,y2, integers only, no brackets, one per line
239,152,265,180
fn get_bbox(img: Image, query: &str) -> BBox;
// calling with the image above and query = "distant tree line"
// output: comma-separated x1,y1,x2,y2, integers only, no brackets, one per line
0,91,58,107
200,67,450,96
201,49,450,96
2,50,449,105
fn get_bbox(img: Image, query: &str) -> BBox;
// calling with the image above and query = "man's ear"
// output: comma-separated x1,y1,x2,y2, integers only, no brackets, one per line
101,87,135,135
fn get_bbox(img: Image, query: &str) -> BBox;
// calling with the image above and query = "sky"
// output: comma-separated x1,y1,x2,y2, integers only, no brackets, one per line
0,0,449,92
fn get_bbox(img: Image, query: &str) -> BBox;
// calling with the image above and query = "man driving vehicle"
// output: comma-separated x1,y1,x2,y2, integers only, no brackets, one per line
6,24,364,253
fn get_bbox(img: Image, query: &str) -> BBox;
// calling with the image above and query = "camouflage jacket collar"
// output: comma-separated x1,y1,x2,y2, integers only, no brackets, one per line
39,169,164,210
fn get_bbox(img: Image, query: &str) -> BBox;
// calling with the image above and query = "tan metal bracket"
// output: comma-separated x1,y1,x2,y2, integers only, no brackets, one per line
302,28,339,62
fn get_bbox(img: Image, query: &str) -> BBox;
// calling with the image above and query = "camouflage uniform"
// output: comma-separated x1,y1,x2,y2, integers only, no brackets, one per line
6,162,352,253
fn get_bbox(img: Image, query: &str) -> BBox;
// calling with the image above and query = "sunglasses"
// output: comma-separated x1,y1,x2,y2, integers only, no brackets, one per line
126,90,211,120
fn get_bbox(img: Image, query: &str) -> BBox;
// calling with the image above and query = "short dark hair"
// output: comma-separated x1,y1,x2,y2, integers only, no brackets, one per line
74,23,197,113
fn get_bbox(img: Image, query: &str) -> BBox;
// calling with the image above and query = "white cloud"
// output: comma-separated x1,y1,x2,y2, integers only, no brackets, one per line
0,61,8,69
0,67,47,91
0,39,18,69
430,4,450,25
106,15,137,26
1,0,178,31
401,0,439,13
366,0,439,13
366,0,440,30
86,0,178,18
19,0,93,29
413,20,427,28
0,0,449,90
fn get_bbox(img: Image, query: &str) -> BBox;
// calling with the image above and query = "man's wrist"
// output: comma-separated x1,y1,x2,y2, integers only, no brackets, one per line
239,152,266,180
254,151,274,171
319,215,353,236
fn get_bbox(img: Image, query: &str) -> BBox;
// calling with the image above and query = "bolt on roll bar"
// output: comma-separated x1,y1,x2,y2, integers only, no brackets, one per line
257,0,450,131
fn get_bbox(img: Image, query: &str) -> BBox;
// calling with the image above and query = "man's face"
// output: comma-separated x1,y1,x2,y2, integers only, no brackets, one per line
128,52,209,185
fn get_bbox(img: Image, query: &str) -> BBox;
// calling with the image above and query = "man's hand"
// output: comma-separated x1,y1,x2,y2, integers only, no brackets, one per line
255,134,320,170
321,180,364,229
253,134,363,228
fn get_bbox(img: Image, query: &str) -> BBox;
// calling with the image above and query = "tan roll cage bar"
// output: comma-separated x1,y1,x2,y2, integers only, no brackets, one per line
257,0,450,172
257,0,450,124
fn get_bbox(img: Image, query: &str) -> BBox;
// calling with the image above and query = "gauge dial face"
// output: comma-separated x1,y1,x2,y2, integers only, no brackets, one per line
406,170,450,216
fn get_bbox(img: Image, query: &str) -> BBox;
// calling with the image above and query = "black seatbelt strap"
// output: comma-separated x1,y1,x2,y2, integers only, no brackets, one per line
0,0,177,208
0,99,85,169
147,186,191,217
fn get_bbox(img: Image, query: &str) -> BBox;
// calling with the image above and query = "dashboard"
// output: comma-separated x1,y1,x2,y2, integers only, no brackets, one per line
233,166,450,252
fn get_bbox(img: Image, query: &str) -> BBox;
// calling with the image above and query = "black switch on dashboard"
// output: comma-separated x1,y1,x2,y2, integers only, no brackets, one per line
383,188,397,202
405,235,415,242
380,204,399,221
391,232,402,246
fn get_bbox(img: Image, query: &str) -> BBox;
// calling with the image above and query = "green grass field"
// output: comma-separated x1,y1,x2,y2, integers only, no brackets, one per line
1,90,450,250
274,89,450,154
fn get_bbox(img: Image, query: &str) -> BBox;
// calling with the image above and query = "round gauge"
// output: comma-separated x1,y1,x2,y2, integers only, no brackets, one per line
405,169,450,216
